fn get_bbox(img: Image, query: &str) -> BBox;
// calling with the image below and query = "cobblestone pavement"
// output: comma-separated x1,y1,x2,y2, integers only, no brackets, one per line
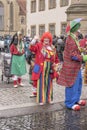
0,52,87,109
0,102,87,130
0,53,87,130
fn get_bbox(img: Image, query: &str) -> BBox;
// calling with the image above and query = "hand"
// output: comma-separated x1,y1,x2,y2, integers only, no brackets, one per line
30,35,39,45
34,35,39,40
30,39,36,45
83,55,87,62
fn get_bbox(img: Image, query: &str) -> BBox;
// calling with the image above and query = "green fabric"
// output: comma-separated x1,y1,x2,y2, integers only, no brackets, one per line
70,23,81,32
70,20,78,28
83,55,87,62
70,33,81,52
11,54,27,76
19,41,23,52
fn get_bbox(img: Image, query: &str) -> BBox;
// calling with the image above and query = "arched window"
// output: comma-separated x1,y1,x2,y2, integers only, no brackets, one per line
10,2,13,31
0,1,4,30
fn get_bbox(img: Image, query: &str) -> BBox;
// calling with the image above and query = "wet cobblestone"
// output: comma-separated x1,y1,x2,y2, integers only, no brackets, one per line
0,106,87,130
0,53,87,108
0,53,87,130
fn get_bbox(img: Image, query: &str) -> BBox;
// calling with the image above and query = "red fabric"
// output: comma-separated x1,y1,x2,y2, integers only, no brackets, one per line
51,71,59,79
54,53,59,63
29,42,57,81
66,24,70,33
30,42,44,80
58,35,83,87
13,80,17,85
10,44,24,55
79,38,87,48
18,78,21,84
33,92,37,96
33,80,37,88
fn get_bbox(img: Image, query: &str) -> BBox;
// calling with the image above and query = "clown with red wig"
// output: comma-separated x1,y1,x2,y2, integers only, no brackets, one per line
29,32,59,105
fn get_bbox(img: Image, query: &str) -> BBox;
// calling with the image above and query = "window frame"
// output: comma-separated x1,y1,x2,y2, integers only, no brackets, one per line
60,0,69,7
49,23,56,36
39,24,45,37
48,0,56,9
61,22,67,35
31,0,36,13
39,0,45,11
31,25,36,38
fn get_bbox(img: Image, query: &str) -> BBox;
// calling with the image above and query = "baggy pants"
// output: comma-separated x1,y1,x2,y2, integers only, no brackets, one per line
65,70,82,108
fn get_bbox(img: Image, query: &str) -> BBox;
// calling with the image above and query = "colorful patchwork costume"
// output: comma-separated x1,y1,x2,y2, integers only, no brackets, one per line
58,18,86,110
29,32,59,105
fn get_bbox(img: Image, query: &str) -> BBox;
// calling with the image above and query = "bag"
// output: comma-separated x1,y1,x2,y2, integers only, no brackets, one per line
33,64,40,73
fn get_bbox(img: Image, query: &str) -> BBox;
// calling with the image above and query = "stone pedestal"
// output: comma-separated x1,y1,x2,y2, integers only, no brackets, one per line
66,3,87,35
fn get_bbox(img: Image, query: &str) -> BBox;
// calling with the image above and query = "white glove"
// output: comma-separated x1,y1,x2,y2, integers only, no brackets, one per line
30,39,36,45
30,35,39,45
34,35,39,40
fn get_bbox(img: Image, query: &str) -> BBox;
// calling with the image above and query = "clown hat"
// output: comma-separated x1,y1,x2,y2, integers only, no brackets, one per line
66,18,82,34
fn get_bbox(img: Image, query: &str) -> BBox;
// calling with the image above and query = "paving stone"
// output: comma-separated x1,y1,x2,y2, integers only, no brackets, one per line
0,105,87,130
0,53,87,129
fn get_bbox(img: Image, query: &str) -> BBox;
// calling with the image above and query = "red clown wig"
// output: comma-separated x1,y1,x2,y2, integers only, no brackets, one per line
40,32,52,45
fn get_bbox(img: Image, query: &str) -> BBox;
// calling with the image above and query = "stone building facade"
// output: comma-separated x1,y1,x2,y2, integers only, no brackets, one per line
27,0,87,37
0,0,26,36
26,0,71,38
66,0,87,35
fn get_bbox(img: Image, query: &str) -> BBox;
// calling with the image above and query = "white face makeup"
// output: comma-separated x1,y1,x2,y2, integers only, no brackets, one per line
43,38,50,45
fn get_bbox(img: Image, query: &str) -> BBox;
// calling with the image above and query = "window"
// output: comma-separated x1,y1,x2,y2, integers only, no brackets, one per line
39,0,45,11
49,23,55,36
39,25,45,37
49,0,56,9
21,17,25,24
31,0,36,13
60,0,69,7
61,22,67,34
31,25,36,38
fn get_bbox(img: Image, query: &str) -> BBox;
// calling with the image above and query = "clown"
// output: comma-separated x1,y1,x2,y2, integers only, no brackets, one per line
29,32,59,105
58,18,87,111
10,31,27,87
79,35,87,84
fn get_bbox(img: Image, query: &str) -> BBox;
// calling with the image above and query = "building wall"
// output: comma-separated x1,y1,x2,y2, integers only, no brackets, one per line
27,0,70,37
67,0,87,35
71,0,87,4
0,0,26,36
27,0,87,37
